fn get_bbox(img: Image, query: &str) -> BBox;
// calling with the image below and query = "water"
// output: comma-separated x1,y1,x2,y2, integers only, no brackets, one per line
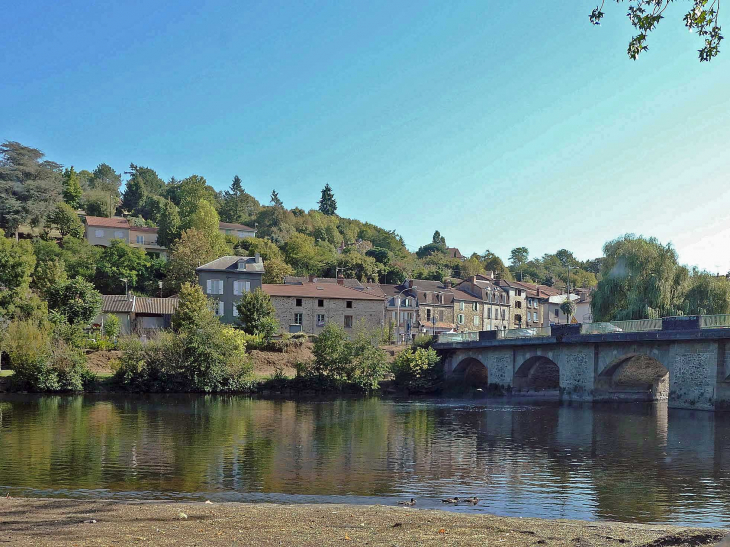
1,395,729,527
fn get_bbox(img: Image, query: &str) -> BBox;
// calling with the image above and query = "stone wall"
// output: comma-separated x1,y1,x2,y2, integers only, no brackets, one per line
453,299,482,331
269,295,383,337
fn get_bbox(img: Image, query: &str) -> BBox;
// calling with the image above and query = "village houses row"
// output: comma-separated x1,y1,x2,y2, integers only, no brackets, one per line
84,216,591,339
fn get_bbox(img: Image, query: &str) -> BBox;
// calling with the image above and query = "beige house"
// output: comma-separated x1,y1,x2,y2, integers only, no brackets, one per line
263,281,384,336
219,222,256,239
84,216,168,260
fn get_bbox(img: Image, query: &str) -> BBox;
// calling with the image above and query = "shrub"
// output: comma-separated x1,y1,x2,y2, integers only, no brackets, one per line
391,347,442,392
2,320,91,392
412,333,435,349
103,314,121,339
236,288,279,340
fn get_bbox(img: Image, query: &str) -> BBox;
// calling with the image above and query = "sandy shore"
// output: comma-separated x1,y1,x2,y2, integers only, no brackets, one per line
0,499,725,547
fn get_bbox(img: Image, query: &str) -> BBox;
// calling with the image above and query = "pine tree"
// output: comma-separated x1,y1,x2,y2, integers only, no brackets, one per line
62,167,83,209
318,184,337,215
270,189,283,208
121,177,146,215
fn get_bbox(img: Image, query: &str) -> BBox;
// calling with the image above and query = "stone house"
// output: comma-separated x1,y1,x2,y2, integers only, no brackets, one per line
411,280,456,335
381,281,420,343
196,255,264,324
262,281,384,336
454,276,511,331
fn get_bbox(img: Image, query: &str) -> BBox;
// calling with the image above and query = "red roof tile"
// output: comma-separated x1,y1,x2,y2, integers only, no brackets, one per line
85,216,129,228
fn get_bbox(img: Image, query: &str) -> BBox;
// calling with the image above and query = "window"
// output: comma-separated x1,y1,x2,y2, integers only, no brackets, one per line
501,309,506,320
457,314,464,325
533,312,538,322
344,315,353,328
473,316,479,326
294,313,303,325
391,311,396,320
515,314,522,325
487,308,492,319
233,304,239,317
114,230,124,239
233,280,250,296
318,299,324,307
472,302,479,312
206,279,223,295
515,301,522,309
237,230,246,238
136,235,144,244
516,289,522,296
426,309,431,321
225,229,232,235
94,229,104,237
346,300,353,309
438,310,444,321
214,301,224,317
459,302,464,311
296,298,303,307
555,309,559,317
316,314,325,326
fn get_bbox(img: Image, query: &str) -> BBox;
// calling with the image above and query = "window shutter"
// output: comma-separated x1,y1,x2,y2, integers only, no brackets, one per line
206,279,212,294
219,301,224,316
245,281,251,292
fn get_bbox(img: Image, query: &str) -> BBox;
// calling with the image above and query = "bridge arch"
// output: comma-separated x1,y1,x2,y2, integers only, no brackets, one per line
452,357,489,387
595,353,669,402
513,356,560,391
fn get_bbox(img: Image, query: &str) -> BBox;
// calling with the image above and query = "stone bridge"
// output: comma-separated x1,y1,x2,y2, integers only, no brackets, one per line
433,319,730,411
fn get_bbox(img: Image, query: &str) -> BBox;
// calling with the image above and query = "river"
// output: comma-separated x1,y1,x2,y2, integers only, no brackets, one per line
0,395,728,527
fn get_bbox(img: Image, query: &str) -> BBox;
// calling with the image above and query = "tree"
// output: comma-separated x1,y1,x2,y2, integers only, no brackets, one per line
432,230,446,245
181,199,229,257
82,190,116,217
47,278,103,326
262,257,294,284
236,288,279,340
157,200,182,248
481,250,512,280
47,202,84,237
174,175,219,220
0,231,37,319
219,175,261,224
682,271,730,315
103,314,121,339
171,282,215,332
318,184,337,215
559,299,576,324
458,257,485,279
591,234,688,321
94,240,152,294
120,176,146,215
32,257,67,298
235,237,283,261
589,0,723,62
90,163,122,195
62,167,83,209
416,242,447,259
509,247,529,269
164,228,221,294
366,247,392,266
0,141,63,236
284,232,319,274
270,189,283,208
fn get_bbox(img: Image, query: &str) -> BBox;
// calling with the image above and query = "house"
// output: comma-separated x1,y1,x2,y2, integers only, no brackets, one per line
94,295,179,335
446,247,466,261
411,280,456,335
219,222,256,239
262,281,384,336
381,281,420,343
84,216,168,260
543,288,593,326
284,275,369,291
196,255,265,324
454,275,511,331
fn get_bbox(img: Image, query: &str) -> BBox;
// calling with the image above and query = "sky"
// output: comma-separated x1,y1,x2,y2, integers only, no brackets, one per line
2,0,730,271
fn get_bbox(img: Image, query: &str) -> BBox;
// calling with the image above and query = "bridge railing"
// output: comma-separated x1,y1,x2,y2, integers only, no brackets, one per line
700,314,730,329
500,326,552,339
437,331,479,344
580,319,662,335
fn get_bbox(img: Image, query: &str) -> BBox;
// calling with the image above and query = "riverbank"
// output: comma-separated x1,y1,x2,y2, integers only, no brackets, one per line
0,499,724,547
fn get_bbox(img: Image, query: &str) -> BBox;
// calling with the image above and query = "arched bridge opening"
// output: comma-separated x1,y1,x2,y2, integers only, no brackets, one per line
452,357,489,388
595,354,669,402
514,356,560,392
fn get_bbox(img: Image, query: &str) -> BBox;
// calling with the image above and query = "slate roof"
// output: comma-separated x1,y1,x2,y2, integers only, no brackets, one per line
100,295,179,315
219,222,256,231
101,295,134,313
284,276,365,289
446,247,465,259
85,216,129,228
196,256,265,273
262,283,384,301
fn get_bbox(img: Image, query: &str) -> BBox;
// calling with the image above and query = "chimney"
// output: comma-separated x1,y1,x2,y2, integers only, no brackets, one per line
308,274,316,283
470,275,477,284
537,288,541,297
443,280,452,289
337,272,345,286
254,252,261,263
408,280,414,289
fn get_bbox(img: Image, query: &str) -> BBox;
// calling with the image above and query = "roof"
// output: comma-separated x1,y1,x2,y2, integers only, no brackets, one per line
452,288,482,302
219,222,256,231
196,256,265,273
446,247,465,259
101,295,179,315
284,276,365,290
262,282,384,301
129,225,158,233
85,216,129,228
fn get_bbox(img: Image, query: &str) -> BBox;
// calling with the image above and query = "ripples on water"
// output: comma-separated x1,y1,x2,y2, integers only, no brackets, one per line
0,395,729,527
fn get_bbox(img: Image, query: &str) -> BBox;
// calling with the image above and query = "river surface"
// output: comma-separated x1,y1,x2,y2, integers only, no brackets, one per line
1,395,729,527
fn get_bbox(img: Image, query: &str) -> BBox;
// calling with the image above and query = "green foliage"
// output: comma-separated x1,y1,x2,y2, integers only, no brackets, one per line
47,202,84,237
412,333,435,349
432,230,446,245
0,232,37,319
82,190,116,217
481,250,512,280
103,314,121,339
391,347,441,392
32,257,67,298
164,228,224,295
589,0,723,62
559,299,576,322
509,247,530,269
318,184,337,215
219,175,260,224
156,200,182,248
682,270,730,315
262,257,294,284
90,163,122,195
171,283,215,332
47,277,103,326
94,239,152,294
62,167,83,209
1,320,92,392
236,288,279,340
416,242,446,259
270,190,283,208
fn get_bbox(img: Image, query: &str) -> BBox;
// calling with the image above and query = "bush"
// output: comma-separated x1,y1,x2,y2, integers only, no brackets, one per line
2,320,92,392
412,334,435,349
391,347,442,392
236,288,279,340
103,314,121,339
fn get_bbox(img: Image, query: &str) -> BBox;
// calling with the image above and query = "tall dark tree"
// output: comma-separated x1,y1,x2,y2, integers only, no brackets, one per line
156,200,181,248
432,230,446,245
219,175,261,224
122,164,164,214
318,184,337,215
120,177,146,215
0,141,63,236
90,163,122,195
270,189,283,208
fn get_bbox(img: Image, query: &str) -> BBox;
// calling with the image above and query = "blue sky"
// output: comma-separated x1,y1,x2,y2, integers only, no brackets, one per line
3,0,729,271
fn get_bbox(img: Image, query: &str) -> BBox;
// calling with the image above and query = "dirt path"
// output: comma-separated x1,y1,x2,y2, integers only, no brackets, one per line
0,499,724,547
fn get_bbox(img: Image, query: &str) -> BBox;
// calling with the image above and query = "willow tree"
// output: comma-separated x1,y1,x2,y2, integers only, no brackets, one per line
591,235,688,321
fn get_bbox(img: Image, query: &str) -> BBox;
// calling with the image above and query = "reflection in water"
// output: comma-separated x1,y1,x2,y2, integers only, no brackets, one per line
1,395,729,527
